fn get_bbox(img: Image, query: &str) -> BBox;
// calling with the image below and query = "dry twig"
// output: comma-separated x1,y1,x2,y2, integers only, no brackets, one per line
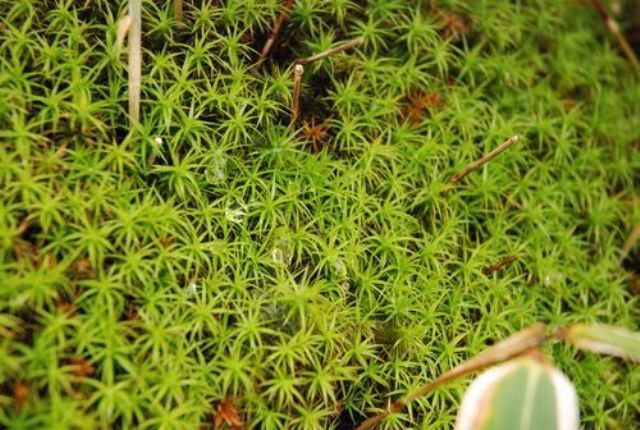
256,0,294,68
296,36,364,65
621,224,640,262
483,255,518,275
116,15,133,53
591,0,640,73
175,0,183,22
441,135,519,195
291,64,304,126
128,0,142,123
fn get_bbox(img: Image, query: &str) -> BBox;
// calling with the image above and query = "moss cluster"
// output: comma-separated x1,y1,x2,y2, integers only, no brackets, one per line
0,0,639,428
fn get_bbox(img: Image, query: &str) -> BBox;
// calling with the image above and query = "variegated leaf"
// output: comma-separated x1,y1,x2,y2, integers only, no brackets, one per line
565,324,640,362
455,358,578,430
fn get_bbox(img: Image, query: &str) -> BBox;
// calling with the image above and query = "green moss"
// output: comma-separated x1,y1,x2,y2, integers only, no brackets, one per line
0,0,639,428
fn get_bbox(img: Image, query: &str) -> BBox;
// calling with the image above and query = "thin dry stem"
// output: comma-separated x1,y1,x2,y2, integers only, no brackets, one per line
256,0,294,68
175,0,184,22
591,0,640,73
128,0,142,123
441,135,519,195
356,323,548,430
291,64,303,126
483,255,518,275
296,36,364,65
621,224,640,262
116,15,133,54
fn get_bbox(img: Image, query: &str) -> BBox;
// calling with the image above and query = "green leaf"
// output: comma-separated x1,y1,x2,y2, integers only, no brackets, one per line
565,324,640,362
455,358,578,430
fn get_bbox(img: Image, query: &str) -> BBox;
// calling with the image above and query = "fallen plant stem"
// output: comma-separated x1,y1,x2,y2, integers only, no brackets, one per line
442,135,519,195
483,255,518,275
621,223,640,263
175,0,183,22
296,36,364,65
17,218,30,235
291,64,303,126
591,0,640,73
256,0,294,68
356,323,548,430
115,15,133,54
128,0,142,123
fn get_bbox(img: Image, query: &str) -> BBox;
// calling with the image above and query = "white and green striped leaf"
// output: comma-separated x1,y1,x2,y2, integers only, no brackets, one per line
455,358,578,430
565,324,640,362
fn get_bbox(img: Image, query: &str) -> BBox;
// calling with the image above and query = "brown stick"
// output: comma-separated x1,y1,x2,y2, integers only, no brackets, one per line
296,36,364,65
355,323,548,430
256,0,294,68
175,0,183,22
591,0,640,73
441,135,519,196
483,255,518,275
291,64,304,126
128,0,142,124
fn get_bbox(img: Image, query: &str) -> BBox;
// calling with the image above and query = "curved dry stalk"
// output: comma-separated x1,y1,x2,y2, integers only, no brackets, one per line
256,0,294,68
441,135,519,196
355,323,548,430
591,0,640,73
296,36,364,65
291,64,304,126
287,36,363,127
128,0,142,123
116,15,133,54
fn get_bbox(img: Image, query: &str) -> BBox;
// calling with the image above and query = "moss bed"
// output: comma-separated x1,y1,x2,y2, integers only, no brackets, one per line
0,0,639,428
